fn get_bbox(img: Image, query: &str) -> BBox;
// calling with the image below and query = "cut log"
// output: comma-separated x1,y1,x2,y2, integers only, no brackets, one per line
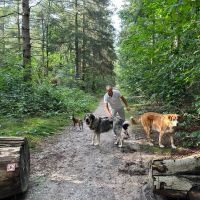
0,137,30,199
152,154,200,175
151,154,200,199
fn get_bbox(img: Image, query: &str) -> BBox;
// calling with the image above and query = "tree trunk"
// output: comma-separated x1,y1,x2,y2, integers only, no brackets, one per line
22,0,31,81
41,13,45,76
45,0,51,75
0,137,30,199
74,0,79,78
17,0,21,53
151,154,200,199
2,0,5,54
81,0,86,87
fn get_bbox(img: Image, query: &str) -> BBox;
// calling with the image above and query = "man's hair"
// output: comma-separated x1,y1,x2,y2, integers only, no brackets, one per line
106,85,113,90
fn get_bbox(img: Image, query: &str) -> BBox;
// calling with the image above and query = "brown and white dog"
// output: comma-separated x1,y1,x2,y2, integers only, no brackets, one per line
130,112,180,149
70,114,83,131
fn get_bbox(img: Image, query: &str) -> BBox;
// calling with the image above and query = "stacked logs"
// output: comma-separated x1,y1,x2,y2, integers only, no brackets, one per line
151,154,200,199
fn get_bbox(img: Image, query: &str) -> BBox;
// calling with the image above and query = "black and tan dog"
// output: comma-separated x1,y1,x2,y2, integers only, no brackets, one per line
70,114,83,131
84,113,129,147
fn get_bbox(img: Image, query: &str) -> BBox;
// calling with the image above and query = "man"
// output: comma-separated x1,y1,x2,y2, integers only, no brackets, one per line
104,85,130,121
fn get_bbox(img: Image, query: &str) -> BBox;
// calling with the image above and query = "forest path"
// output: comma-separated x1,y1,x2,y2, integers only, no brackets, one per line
22,100,165,200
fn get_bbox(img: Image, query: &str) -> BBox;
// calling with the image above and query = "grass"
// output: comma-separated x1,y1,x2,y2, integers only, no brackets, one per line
0,114,69,148
0,98,98,149
140,144,174,155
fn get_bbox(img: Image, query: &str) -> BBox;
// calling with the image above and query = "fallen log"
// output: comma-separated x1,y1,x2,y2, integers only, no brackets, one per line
0,137,30,199
151,154,200,199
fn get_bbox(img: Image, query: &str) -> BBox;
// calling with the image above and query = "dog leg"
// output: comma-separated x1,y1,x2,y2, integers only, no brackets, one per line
94,134,100,146
73,122,76,130
170,134,176,149
79,123,82,131
159,132,165,148
118,137,123,148
144,127,154,146
91,133,96,145
114,137,119,145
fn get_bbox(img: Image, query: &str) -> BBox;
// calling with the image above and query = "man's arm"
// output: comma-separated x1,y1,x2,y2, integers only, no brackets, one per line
120,96,130,111
104,102,112,117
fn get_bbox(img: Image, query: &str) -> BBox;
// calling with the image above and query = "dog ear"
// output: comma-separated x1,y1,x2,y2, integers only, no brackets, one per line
167,115,172,120
84,114,87,120
176,114,182,121
177,114,181,118
90,114,95,121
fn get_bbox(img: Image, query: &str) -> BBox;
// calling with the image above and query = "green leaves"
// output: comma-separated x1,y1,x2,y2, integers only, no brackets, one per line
0,71,96,118
117,0,200,107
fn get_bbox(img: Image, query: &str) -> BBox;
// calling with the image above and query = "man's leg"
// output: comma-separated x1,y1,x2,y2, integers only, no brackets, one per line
117,107,125,121
111,109,117,137
111,109,117,118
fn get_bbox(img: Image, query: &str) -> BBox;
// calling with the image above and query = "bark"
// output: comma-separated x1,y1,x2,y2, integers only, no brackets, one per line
1,0,5,54
74,0,79,78
81,0,86,84
0,137,30,199
22,0,31,81
151,154,200,199
41,13,45,75
17,0,21,53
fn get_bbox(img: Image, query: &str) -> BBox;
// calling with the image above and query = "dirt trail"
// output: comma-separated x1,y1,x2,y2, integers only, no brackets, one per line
22,100,165,200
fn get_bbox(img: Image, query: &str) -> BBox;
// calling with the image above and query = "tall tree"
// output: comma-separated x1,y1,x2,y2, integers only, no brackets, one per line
22,0,31,81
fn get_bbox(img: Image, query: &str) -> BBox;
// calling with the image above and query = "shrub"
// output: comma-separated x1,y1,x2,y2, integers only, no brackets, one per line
0,69,96,117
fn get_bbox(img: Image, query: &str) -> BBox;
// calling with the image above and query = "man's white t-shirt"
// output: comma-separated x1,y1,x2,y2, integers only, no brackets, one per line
104,90,123,110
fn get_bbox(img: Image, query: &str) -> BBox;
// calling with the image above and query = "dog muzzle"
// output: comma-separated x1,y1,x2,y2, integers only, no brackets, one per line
171,120,178,127
85,118,90,125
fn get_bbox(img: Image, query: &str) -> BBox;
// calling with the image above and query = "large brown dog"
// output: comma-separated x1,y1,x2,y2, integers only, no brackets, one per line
130,112,180,149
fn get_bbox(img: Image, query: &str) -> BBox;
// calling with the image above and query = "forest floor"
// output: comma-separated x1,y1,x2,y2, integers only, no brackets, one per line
15,100,197,200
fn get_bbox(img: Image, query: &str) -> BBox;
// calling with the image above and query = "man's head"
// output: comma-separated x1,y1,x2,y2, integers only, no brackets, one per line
106,85,113,97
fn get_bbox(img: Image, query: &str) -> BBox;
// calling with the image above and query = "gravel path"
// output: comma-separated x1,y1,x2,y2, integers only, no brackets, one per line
22,100,165,200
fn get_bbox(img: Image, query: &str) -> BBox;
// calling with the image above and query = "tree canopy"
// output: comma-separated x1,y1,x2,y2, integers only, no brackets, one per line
117,0,200,111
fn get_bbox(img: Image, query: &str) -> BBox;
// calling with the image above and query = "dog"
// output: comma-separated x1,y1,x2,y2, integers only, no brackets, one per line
84,113,128,147
70,114,83,131
129,112,180,149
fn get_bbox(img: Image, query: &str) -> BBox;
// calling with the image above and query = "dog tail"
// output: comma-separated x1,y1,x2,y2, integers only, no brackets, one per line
130,116,140,125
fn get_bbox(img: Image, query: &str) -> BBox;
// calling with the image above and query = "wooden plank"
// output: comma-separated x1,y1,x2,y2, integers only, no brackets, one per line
152,154,200,176
0,137,26,147
153,175,200,191
154,189,187,199
0,137,25,141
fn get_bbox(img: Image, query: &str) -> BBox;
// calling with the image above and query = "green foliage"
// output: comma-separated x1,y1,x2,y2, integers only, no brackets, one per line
0,67,97,118
176,131,200,148
0,115,69,148
117,0,200,109
0,67,97,148
0,0,116,92
194,96,200,115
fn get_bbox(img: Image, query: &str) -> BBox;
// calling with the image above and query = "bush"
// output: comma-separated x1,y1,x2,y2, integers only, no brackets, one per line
0,69,96,117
